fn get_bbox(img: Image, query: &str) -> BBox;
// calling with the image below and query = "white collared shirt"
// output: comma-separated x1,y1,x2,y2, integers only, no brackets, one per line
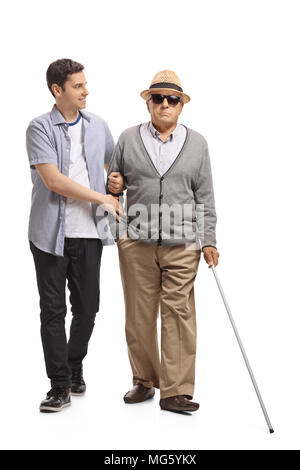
140,121,187,176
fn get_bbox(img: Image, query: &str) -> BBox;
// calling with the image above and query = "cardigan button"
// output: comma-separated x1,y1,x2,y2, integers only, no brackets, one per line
160,176,164,181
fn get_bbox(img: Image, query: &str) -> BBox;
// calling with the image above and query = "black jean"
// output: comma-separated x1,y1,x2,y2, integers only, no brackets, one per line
30,238,103,387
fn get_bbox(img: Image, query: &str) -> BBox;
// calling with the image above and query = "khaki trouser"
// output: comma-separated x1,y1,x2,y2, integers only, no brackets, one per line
117,237,201,399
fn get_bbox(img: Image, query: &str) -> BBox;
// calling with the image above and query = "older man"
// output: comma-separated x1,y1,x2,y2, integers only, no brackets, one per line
107,70,219,413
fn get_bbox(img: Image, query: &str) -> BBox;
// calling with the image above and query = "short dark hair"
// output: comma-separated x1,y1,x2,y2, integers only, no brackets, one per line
46,58,84,97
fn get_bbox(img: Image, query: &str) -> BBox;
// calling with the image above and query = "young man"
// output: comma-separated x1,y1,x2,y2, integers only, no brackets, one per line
107,70,219,413
26,58,123,412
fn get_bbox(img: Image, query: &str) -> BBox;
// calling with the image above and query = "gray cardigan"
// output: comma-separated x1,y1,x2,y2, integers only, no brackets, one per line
106,124,217,249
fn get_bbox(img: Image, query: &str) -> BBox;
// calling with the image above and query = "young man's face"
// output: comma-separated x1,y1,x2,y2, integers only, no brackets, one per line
53,71,89,110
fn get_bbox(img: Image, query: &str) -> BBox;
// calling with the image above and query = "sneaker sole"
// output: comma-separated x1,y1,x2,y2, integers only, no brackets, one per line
71,391,86,396
39,402,71,412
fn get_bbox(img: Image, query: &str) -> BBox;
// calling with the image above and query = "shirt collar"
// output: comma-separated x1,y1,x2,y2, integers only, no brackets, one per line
50,104,91,125
148,121,181,141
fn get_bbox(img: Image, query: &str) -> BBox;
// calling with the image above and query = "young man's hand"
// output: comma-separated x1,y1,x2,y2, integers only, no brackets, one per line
202,246,219,268
108,172,126,194
100,194,124,222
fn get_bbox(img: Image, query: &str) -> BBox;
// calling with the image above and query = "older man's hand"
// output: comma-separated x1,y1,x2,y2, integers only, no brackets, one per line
108,172,126,194
202,246,219,268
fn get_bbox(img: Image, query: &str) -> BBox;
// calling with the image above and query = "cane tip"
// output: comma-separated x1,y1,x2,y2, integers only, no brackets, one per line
269,428,274,434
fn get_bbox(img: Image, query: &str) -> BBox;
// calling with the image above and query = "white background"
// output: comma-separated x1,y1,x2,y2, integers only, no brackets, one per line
1,0,300,450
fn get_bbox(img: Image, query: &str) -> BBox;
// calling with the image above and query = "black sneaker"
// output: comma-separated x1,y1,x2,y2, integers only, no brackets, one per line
39,386,71,412
71,366,86,396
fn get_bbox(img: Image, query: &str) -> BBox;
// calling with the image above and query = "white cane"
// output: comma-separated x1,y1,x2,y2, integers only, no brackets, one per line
211,265,274,434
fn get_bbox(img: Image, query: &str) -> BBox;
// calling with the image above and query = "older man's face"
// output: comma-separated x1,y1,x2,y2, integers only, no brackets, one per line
147,93,184,128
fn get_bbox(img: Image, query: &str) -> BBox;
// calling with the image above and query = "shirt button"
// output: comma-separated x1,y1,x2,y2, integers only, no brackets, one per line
66,149,70,152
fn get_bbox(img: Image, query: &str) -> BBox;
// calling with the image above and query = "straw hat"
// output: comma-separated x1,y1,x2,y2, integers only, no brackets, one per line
140,70,190,104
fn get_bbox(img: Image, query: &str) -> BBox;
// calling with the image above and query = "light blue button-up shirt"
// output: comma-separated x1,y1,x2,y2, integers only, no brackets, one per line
140,121,187,175
26,105,115,257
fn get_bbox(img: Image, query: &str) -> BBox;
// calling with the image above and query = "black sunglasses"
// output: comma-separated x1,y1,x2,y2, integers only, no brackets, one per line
150,94,182,106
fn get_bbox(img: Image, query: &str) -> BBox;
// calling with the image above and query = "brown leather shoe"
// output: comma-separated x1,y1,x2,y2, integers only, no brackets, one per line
123,384,155,404
159,395,199,412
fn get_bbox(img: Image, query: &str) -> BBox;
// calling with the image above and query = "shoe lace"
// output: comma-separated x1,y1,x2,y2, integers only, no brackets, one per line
48,386,68,399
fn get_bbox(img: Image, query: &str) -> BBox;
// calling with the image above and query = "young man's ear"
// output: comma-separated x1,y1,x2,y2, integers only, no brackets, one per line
51,83,61,98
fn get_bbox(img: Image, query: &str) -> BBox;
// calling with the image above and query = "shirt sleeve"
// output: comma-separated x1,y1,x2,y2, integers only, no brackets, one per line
193,140,217,249
104,122,115,165
26,120,58,170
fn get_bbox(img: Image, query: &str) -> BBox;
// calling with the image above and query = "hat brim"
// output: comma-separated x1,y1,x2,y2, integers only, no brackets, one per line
140,88,190,103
